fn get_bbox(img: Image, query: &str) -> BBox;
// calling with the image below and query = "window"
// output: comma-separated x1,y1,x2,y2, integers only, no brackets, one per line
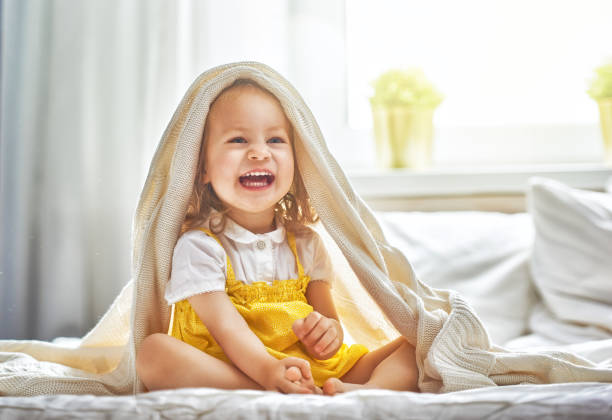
344,0,612,169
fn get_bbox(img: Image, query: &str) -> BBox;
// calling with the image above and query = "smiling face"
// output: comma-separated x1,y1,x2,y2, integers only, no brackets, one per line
202,84,295,233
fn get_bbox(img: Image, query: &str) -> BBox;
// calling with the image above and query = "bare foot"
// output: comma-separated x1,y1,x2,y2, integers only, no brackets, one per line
286,366,301,382
286,366,323,395
323,378,371,396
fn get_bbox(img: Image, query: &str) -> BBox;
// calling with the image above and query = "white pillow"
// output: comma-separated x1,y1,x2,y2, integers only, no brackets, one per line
376,211,536,345
527,177,612,338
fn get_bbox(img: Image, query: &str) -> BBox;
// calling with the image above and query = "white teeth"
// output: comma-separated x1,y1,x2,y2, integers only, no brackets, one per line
240,171,273,188
242,171,271,177
243,181,267,187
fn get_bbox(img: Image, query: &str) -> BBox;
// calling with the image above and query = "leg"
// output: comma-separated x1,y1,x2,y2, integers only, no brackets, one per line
323,336,419,395
136,333,263,392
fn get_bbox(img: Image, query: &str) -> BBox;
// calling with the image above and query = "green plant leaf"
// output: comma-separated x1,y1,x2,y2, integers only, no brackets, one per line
370,68,444,108
587,60,612,100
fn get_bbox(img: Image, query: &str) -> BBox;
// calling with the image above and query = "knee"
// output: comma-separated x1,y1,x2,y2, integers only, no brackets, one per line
398,337,419,391
136,333,167,387
394,336,414,353
401,336,414,350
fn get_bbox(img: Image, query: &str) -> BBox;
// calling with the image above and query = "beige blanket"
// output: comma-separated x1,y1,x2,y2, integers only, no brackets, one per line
1,62,611,396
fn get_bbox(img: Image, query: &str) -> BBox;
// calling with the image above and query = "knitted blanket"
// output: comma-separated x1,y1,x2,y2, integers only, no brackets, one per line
1,62,611,396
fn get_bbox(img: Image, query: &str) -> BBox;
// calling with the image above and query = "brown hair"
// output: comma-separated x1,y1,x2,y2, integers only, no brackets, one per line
179,79,318,236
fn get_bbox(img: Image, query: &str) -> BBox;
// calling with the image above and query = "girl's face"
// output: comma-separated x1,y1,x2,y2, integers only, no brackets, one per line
203,85,294,231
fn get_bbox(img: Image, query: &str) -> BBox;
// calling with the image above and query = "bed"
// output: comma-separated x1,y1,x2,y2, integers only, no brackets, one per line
1,176,612,419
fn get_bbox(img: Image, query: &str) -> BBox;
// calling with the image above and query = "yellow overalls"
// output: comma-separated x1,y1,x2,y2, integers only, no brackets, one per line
168,228,369,387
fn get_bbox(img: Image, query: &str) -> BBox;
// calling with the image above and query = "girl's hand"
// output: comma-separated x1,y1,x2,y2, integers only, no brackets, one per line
292,311,342,360
262,357,319,394
285,365,323,395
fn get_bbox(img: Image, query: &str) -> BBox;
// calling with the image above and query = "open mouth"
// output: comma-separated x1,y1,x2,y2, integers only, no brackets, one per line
239,171,275,188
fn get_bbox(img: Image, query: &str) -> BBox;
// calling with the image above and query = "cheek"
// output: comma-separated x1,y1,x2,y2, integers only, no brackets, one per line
283,152,295,181
208,152,239,179
289,163,295,182
284,148,295,170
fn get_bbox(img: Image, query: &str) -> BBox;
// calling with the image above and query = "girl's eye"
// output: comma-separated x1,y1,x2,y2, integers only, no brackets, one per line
268,137,285,144
229,137,247,143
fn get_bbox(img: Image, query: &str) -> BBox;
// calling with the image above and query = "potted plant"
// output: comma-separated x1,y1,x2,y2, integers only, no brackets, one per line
370,68,443,169
587,60,612,164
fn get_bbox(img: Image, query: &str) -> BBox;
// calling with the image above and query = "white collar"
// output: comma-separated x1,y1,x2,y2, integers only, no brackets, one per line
211,212,286,245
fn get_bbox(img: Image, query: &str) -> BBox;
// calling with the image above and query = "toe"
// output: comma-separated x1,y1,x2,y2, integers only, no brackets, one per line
286,366,301,382
322,378,339,396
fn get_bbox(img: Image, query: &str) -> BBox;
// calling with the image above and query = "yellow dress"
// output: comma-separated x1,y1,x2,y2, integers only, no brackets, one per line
168,227,369,387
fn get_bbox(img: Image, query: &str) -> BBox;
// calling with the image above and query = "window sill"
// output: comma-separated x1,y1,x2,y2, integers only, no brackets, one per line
347,163,612,199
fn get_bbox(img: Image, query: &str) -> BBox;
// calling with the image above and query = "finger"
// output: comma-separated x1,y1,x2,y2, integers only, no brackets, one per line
292,318,304,338
296,385,313,394
302,312,323,334
296,359,312,379
320,337,340,357
283,357,312,380
297,358,312,380
303,375,320,394
291,384,312,394
300,361,312,379
302,318,329,348
301,380,320,395
314,328,337,355
295,313,325,345
280,380,313,395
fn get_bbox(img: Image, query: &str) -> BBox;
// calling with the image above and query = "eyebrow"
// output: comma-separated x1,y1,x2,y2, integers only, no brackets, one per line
220,126,289,134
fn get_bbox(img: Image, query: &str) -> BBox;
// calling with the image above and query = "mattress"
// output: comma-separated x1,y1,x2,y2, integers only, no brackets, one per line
1,382,612,419
2,208,611,419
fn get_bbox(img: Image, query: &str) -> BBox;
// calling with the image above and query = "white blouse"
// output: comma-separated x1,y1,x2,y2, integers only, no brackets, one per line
164,217,334,305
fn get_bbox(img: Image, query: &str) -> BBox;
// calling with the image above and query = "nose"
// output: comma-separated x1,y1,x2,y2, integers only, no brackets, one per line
247,143,271,160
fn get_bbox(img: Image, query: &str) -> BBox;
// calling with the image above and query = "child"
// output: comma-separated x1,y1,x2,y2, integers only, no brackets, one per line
135,77,419,396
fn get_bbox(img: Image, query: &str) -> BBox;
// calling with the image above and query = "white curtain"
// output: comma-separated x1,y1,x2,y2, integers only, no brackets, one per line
0,0,346,340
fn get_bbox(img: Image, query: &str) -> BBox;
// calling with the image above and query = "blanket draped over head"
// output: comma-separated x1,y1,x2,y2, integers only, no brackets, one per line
1,62,611,396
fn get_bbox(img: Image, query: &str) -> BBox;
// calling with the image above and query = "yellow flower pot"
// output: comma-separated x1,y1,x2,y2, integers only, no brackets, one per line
371,104,434,169
597,99,612,164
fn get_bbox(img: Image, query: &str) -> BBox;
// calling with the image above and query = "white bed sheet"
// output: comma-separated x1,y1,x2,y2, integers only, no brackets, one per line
2,383,612,419
3,210,611,418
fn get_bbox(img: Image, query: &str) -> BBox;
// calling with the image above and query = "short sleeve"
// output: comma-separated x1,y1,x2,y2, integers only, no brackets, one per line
164,230,227,305
295,228,335,288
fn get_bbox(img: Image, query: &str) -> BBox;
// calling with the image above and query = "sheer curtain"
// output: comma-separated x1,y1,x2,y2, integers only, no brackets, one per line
1,0,346,340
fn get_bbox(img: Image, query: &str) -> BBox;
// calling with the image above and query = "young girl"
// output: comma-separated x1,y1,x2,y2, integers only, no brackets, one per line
135,78,419,396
